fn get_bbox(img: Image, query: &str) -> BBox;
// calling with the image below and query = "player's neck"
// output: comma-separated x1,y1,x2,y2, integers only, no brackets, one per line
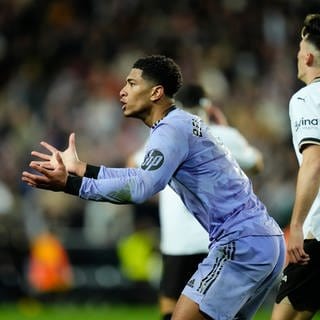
147,104,176,128
307,70,320,85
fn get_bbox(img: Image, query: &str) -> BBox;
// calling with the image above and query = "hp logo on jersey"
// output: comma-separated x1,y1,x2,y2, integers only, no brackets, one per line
141,149,164,171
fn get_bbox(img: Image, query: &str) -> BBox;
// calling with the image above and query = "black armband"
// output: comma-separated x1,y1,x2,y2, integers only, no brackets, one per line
84,164,100,178
64,176,83,196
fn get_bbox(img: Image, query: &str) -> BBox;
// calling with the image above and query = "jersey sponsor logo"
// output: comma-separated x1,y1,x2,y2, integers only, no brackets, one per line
294,117,319,132
141,149,164,171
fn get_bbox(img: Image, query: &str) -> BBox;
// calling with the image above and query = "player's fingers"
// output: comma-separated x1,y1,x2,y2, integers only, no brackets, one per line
288,247,300,263
22,175,50,189
298,249,310,264
21,175,34,185
31,151,51,161
40,141,58,154
22,177,40,188
42,163,54,170
29,162,52,177
22,170,43,180
22,172,43,185
289,248,309,265
30,161,53,169
22,170,37,179
288,251,297,264
54,152,64,165
69,132,75,148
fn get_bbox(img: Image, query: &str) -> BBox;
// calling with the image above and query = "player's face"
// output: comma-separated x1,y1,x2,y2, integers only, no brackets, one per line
119,68,155,120
297,39,309,83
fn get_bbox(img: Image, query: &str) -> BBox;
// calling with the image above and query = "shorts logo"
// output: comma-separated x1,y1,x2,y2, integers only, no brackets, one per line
281,274,287,283
141,149,164,171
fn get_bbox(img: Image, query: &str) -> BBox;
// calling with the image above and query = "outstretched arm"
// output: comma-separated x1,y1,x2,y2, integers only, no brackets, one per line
22,123,186,205
287,144,320,264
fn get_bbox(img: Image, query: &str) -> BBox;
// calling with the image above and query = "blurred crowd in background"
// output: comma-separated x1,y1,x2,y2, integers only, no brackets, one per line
0,0,318,304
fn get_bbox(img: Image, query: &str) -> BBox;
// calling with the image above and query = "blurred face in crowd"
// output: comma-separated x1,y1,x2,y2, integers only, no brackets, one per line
119,68,155,120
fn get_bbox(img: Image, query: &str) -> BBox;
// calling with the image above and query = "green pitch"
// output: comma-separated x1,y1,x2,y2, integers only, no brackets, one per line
0,301,319,320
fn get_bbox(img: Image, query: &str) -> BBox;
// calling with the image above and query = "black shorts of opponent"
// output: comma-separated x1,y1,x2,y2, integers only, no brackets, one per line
275,239,320,312
160,253,207,300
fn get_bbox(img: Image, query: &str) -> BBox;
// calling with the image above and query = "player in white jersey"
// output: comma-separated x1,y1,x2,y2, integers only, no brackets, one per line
129,83,264,320
271,14,320,320
22,55,285,320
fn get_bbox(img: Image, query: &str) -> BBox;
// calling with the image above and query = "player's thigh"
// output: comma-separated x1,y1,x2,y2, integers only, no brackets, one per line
159,296,177,315
172,294,208,320
271,297,299,320
272,297,315,320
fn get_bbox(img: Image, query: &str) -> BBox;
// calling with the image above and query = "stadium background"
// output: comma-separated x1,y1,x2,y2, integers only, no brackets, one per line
0,0,320,318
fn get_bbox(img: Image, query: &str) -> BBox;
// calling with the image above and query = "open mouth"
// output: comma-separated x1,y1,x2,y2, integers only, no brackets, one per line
120,99,127,111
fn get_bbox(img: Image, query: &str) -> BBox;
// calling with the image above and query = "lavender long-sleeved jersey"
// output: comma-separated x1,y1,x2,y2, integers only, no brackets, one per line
66,107,282,245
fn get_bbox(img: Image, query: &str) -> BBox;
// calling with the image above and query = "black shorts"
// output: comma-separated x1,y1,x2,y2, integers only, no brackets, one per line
160,253,207,300
275,239,320,312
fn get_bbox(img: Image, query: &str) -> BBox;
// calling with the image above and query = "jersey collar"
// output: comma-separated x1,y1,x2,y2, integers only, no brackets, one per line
151,105,176,129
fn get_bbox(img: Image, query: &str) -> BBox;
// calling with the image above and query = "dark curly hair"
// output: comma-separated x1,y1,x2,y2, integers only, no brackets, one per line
301,13,320,50
133,55,183,98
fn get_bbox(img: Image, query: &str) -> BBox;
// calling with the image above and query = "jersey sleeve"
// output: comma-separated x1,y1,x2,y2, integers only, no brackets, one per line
75,123,188,204
289,90,320,153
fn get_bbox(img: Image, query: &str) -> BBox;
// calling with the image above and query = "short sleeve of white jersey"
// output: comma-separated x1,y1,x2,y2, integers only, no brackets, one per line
289,83,320,161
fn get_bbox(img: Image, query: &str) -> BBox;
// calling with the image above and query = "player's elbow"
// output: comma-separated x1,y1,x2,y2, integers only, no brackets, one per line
130,183,157,204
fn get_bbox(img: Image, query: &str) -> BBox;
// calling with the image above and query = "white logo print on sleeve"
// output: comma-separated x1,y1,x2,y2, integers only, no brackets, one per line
141,149,164,171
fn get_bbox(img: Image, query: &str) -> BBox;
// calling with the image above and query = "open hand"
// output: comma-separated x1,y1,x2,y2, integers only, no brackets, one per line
22,152,68,191
30,133,86,176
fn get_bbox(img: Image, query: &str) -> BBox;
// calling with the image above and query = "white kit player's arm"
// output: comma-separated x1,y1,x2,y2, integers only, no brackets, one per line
288,145,320,263
287,91,320,263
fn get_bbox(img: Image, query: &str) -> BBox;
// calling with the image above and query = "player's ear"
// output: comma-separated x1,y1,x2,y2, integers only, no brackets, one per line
150,85,164,101
306,52,314,66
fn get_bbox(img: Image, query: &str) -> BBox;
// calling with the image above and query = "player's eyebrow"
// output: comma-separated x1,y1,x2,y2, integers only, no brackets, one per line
126,77,136,84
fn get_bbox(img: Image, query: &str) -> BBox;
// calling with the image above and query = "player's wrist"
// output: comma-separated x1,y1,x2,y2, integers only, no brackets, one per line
84,164,100,178
64,175,82,195
290,221,303,231
73,161,87,177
